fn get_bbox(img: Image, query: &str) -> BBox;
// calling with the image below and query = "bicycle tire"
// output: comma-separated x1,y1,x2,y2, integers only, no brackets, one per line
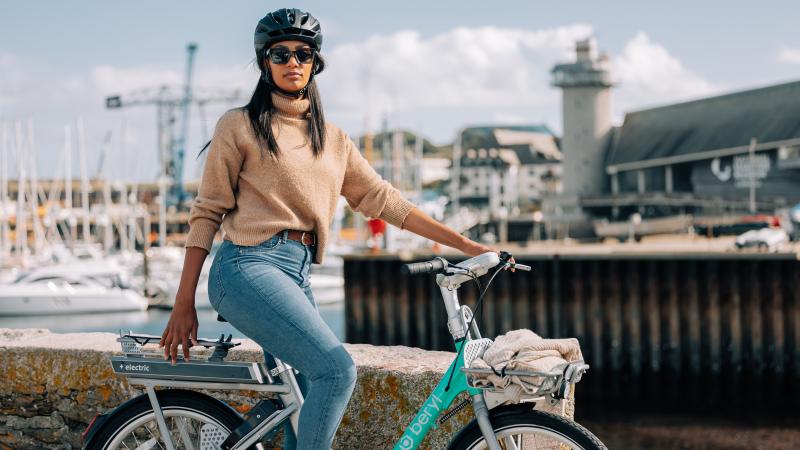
447,407,607,450
84,389,243,450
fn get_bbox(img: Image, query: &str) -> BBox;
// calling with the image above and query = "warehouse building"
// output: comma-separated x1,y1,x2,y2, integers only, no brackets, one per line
548,38,800,233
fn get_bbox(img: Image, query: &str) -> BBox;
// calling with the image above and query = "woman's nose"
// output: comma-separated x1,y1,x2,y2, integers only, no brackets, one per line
286,54,301,67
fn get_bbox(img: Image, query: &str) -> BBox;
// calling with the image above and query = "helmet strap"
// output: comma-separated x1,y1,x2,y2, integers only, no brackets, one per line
261,68,316,99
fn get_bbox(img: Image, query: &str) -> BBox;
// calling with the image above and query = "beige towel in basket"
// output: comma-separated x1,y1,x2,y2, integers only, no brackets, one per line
470,329,583,404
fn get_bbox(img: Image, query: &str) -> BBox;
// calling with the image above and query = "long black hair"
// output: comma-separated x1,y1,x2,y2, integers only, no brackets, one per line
199,55,327,160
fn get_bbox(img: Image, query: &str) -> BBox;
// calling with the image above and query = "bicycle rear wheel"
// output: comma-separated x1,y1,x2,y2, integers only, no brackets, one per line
447,408,607,450
85,389,242,450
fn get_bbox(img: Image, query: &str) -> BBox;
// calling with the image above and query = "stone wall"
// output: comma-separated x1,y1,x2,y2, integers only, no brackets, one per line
0,329,574,449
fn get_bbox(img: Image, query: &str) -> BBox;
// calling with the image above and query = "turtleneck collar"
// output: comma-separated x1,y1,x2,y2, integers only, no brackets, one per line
271,92,310,118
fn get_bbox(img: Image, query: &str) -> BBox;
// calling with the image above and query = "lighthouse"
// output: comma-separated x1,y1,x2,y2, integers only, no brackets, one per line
548,38,614,232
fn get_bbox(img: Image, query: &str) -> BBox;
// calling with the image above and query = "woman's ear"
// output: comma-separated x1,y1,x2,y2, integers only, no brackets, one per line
314,53,326,75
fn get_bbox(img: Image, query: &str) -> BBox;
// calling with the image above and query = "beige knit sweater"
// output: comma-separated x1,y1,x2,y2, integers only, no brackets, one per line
184,93,416,264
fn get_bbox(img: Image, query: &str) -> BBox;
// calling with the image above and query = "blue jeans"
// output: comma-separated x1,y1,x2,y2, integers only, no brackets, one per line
207,233,357,450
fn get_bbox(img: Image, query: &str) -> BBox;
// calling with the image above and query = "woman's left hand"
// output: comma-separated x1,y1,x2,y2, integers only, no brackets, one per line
460,239,516,272
399,208,516,271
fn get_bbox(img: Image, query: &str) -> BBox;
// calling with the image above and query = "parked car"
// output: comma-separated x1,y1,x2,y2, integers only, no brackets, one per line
789,203,800,241
694,215,779,238
734,228,789,252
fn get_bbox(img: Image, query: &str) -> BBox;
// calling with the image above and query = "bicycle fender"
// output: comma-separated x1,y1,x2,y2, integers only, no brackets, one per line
445,402,536,450
82,389,240,449
82,392,151,449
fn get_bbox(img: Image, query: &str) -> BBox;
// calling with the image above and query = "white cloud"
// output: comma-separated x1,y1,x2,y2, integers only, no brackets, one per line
318,24,594,117
1,55,257,183
0,52,24,109
2,26,720,182
613,32,717,113
777,47,800,65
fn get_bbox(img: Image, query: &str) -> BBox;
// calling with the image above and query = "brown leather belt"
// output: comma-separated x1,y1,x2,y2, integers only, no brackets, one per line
283,229,316,246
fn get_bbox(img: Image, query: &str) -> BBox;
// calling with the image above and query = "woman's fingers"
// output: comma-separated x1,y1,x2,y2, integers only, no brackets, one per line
170,338,180,364
161,330,172,359
160,312,198,364
191,322,199,346
183,335,192,362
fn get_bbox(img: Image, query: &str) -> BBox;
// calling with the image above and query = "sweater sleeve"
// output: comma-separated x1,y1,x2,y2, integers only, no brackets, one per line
340,136,415,229
184,111,244,251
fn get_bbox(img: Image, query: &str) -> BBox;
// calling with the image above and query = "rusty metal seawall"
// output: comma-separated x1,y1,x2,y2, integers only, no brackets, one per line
343,251,800,411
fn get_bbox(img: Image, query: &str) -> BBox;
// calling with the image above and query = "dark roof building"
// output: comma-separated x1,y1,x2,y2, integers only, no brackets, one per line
547,39,800,238
606,80,800,169
581,80,800,220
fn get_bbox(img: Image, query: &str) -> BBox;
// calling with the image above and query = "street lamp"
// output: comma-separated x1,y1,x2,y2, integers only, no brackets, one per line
628,212,642,243
532,211,544,241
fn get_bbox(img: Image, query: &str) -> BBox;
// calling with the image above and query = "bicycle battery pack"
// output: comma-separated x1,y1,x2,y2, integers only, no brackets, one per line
110,355,267,384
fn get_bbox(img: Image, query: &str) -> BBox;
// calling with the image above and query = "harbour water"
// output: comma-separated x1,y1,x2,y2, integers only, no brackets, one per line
0,302,345,341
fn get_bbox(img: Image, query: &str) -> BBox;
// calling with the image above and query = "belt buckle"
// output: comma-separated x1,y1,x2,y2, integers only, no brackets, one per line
300,231,313,246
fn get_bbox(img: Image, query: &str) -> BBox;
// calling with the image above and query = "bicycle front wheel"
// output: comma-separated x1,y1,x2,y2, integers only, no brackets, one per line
85,389,243,450
447,408,607,450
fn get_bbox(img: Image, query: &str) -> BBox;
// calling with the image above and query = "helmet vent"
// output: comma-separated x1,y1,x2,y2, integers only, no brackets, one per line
255,8,323,52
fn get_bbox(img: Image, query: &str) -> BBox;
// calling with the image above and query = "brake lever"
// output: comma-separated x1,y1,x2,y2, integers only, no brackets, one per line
498,251,532,272
444,264,473,277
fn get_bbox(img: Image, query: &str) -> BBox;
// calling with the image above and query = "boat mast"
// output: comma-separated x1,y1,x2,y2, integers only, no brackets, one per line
64,125,75,249
77,117,91,245
0,122,9,261
14,121,28,262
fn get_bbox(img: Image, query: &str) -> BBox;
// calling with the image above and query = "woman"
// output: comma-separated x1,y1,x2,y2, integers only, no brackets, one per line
160,8,508,449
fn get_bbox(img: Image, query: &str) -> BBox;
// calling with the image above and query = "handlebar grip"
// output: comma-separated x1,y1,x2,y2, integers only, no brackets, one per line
401,258,446,275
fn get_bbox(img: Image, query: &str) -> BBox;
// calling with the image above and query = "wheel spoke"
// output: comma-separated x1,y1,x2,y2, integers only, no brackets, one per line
104,407,234,450
144,423,166,450
133,438,159,450
175,416,197,450
501,435,520,450
471,424,589,450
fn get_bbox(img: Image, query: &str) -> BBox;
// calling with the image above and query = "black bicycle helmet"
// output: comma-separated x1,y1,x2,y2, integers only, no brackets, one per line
254,8,323,53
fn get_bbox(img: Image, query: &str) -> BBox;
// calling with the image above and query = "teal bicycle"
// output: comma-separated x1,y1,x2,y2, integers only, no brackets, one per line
82,252,606,449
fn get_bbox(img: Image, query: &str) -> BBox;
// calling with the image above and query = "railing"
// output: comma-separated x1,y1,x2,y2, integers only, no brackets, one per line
343,251,800,411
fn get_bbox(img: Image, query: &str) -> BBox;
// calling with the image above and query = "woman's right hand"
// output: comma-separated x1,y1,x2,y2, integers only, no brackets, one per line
159,294,199,364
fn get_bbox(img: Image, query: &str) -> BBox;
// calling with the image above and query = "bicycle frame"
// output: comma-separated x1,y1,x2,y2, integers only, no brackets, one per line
394,261,502,450
394,339,479,450
100,253,515,450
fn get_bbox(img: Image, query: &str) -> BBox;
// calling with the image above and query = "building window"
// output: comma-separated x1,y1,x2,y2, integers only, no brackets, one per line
778,145,800,169
779,145,799,160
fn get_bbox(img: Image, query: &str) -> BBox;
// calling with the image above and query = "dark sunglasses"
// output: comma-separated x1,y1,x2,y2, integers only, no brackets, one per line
265,47,316,65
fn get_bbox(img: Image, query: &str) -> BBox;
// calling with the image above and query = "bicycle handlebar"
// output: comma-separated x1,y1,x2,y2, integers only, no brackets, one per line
401,252,531,276
401,257,447,275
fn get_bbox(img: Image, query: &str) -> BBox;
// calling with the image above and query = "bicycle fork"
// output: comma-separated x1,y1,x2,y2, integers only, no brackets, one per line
471,393,503,450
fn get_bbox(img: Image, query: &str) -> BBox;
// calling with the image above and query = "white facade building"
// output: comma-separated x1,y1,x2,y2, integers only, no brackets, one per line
456,127,562,213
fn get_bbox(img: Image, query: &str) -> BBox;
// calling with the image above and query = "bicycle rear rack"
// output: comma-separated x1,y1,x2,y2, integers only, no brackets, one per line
111,332,274,387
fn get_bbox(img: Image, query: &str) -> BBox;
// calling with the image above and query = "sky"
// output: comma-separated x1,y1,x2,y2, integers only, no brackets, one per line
2,0,800,183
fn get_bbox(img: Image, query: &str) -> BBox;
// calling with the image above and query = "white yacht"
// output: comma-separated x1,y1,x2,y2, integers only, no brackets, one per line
132,246,212,309
309,253,345,306
0,270,148,316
